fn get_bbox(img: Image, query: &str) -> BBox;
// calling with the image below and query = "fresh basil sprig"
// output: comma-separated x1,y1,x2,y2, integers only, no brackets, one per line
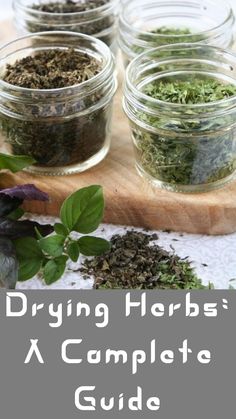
14,185,110,285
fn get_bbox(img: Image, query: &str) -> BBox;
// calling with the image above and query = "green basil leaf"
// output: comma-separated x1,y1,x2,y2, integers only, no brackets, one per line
0,238,18,289
60,185,104,234
0,153,35,173
14,237,43,281
34,226,43,240
67,241,80,262
78,236,111,256
54,223,69,237
39,235,65,257
44,256,68,285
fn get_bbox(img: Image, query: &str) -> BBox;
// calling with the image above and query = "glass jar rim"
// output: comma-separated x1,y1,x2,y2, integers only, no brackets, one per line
120,0,234,40
0,31,115,95
125,43,236,111
13,0,119,18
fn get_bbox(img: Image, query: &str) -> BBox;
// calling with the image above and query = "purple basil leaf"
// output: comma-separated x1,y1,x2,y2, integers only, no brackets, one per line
0,184,49,201
0,238,18,289
0,196,23,217
0,218,53,240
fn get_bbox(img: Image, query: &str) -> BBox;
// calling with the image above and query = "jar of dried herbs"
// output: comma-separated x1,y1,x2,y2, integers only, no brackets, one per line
119,0,235,66
124,44,236,193
13,0,119,52
0,31,117,175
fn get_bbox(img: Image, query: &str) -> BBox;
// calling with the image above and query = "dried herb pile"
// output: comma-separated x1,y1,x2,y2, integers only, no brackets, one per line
0,48,110,169
131,27,193,57
144,79,236,104
3,49,101,89
81,231,209,289
134,78,236,188
32,0,108,13
150,27,192,36
26,0,115,46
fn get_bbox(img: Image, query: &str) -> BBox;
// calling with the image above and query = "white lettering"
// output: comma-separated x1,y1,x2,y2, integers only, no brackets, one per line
6,292,27,317
24,339,44,364
61,339,82,364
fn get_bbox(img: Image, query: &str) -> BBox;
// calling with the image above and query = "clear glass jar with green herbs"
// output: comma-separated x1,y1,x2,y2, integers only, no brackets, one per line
119,0,235,67
124,44,236,193
0,31,117,176
13,0,120,52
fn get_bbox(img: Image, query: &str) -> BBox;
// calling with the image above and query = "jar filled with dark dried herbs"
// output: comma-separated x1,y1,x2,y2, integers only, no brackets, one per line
124,44,236,192
13,0,119,52
0,32,116,175
119,0,235,66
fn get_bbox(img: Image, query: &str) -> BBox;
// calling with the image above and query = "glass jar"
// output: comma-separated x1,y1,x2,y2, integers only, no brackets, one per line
0,31,117,176
119,0,235,66
123,44,236,193
13,0,119,52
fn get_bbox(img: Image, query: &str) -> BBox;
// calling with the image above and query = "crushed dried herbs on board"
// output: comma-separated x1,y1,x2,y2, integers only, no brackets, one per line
135,78,236,187
27,0,115,46
0,48,110,168
81,231,211,289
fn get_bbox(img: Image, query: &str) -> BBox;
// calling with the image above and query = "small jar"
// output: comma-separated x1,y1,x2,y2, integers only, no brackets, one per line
124,44,236,193
13,0,119,52
119,0,235,66
0,31,117,176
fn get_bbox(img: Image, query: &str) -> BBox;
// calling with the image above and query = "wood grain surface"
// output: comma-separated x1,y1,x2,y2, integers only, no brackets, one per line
1,20,236,235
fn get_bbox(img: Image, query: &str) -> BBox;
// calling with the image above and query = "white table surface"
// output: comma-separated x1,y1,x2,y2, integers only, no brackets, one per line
0,1,236,290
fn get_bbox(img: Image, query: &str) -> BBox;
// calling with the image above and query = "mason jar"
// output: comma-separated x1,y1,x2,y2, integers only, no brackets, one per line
13,0,119,52
119,0,235,66
0,31,117,176
123,43,236,193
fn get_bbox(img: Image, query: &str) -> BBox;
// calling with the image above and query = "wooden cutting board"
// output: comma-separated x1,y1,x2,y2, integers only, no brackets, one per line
1,20,236,235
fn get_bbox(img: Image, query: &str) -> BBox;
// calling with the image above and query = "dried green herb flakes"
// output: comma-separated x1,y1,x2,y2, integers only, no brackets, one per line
134,78,236,187
144,80,236,105
131,27,193,56
150,27,192,36
81,231,210,289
